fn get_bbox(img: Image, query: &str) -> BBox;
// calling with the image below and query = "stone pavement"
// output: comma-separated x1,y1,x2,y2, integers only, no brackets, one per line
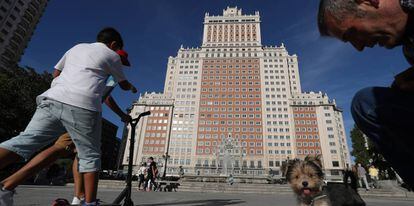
14,185,414,206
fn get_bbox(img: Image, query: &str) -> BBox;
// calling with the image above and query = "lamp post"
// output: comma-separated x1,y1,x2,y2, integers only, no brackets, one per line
162,154,171,177
135,100,174,179
162,104,174,178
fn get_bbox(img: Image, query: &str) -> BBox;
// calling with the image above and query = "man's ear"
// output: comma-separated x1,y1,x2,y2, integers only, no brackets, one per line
355,0,379,8
108,41,119,51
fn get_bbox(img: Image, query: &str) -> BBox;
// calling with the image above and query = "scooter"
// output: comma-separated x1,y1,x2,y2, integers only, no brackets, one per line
110,111,151,206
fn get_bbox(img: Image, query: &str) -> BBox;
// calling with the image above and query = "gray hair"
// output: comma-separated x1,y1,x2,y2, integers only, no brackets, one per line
318,0,367,36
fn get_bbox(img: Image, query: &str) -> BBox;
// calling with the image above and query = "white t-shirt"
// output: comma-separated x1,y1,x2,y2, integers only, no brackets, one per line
40,42,126,112
138,166,147,175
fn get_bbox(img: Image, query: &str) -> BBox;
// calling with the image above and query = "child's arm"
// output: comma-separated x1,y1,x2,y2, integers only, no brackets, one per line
52,69,61,78
118,80,137,93
104,95,131,123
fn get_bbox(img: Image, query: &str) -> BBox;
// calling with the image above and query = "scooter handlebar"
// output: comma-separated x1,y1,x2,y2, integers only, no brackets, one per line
130,111,151,125
139,111,151,117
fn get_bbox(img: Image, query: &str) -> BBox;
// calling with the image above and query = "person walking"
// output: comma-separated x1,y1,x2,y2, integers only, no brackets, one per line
178,166,185,178
357,163,370,191
369,165,379,188
137,163,147,191
144,157,158,191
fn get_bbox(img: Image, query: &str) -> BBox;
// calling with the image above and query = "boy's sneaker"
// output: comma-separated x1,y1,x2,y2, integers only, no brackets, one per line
71,196,85,205
0,185,14,206
81,199,100,206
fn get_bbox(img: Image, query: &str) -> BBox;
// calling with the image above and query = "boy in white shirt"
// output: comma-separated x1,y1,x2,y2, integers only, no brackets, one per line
0,27,136,206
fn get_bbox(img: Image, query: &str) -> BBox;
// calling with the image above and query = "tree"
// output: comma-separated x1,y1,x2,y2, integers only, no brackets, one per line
0,67,52,142
350,125,370,166
350,125,395,179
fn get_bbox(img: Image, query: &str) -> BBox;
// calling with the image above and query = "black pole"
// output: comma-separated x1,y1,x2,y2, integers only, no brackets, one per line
162,105,174,178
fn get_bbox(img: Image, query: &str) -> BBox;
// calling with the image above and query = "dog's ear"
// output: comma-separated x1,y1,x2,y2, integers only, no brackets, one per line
284,159,299,181
305,155,322,168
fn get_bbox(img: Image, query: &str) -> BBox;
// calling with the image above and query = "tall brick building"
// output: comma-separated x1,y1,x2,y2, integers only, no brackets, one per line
122,7,351,179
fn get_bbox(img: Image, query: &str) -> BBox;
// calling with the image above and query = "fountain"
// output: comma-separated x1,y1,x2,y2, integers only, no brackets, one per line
215,133,243,176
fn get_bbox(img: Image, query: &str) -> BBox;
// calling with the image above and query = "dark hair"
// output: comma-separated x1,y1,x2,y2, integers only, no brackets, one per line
317,0,366,36
148,157,154,160
96,27,124,48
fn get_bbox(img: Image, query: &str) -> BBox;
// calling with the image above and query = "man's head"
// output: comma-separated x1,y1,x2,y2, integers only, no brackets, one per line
148,157,154,162
97,27,124,51
318,0,409,51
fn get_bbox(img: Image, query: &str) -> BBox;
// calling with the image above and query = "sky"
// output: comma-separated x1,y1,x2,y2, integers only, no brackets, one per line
20,0,410,152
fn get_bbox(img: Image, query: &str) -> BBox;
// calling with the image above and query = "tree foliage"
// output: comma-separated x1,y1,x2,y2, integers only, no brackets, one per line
350,125,395,179
0,67,52,142
350,126,370,166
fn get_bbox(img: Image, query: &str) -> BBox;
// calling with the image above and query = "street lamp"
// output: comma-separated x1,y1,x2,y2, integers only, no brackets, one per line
162,104,174,178
162,154,171,177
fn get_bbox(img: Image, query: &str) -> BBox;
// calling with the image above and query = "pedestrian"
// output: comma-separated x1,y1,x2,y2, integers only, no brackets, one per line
369,165,379,188
178,166,185,178
144,157,158,191
317,0,414,189
137,163,147,191
0,27,136,206
357,163,370,191
228,174,234,185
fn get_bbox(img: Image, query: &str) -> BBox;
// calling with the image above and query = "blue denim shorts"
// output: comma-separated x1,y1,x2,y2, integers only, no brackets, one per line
0,97,102,172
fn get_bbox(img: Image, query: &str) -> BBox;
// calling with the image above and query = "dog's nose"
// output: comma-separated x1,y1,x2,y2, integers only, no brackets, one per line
302,181,308,187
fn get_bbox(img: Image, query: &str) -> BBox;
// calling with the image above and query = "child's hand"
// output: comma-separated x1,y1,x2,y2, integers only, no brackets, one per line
131,85,137,93
121,114,132,123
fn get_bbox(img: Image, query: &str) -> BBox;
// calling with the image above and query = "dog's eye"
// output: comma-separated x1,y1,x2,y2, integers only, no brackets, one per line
295,175,299,179
309,174,314,178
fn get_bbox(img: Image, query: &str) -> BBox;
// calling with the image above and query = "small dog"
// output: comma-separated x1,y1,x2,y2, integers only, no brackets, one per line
285,155,331,206
285,156,365,206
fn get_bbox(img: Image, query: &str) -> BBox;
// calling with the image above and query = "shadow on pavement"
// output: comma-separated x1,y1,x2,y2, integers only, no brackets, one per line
139,199,245,206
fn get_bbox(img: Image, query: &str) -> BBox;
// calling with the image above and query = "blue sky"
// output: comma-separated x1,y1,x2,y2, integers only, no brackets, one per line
20,1,409,152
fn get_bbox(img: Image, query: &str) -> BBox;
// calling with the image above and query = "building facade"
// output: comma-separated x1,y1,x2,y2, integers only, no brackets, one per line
121,93,175,174
0,0,48,70
123,7,351,179
101,118,121,171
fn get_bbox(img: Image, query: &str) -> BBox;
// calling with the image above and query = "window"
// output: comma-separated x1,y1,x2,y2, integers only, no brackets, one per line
332,161,339,167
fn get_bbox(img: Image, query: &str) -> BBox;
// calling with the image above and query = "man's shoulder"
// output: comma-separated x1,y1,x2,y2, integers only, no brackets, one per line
73,43,116,56
70,43,92,50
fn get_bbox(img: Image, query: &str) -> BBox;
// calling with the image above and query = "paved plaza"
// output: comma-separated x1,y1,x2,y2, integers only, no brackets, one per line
14,185,414,206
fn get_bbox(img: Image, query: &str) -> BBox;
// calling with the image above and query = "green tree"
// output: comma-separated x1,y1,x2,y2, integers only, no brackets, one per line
350,125,395,179
350,125,370,165
0,67,52,142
